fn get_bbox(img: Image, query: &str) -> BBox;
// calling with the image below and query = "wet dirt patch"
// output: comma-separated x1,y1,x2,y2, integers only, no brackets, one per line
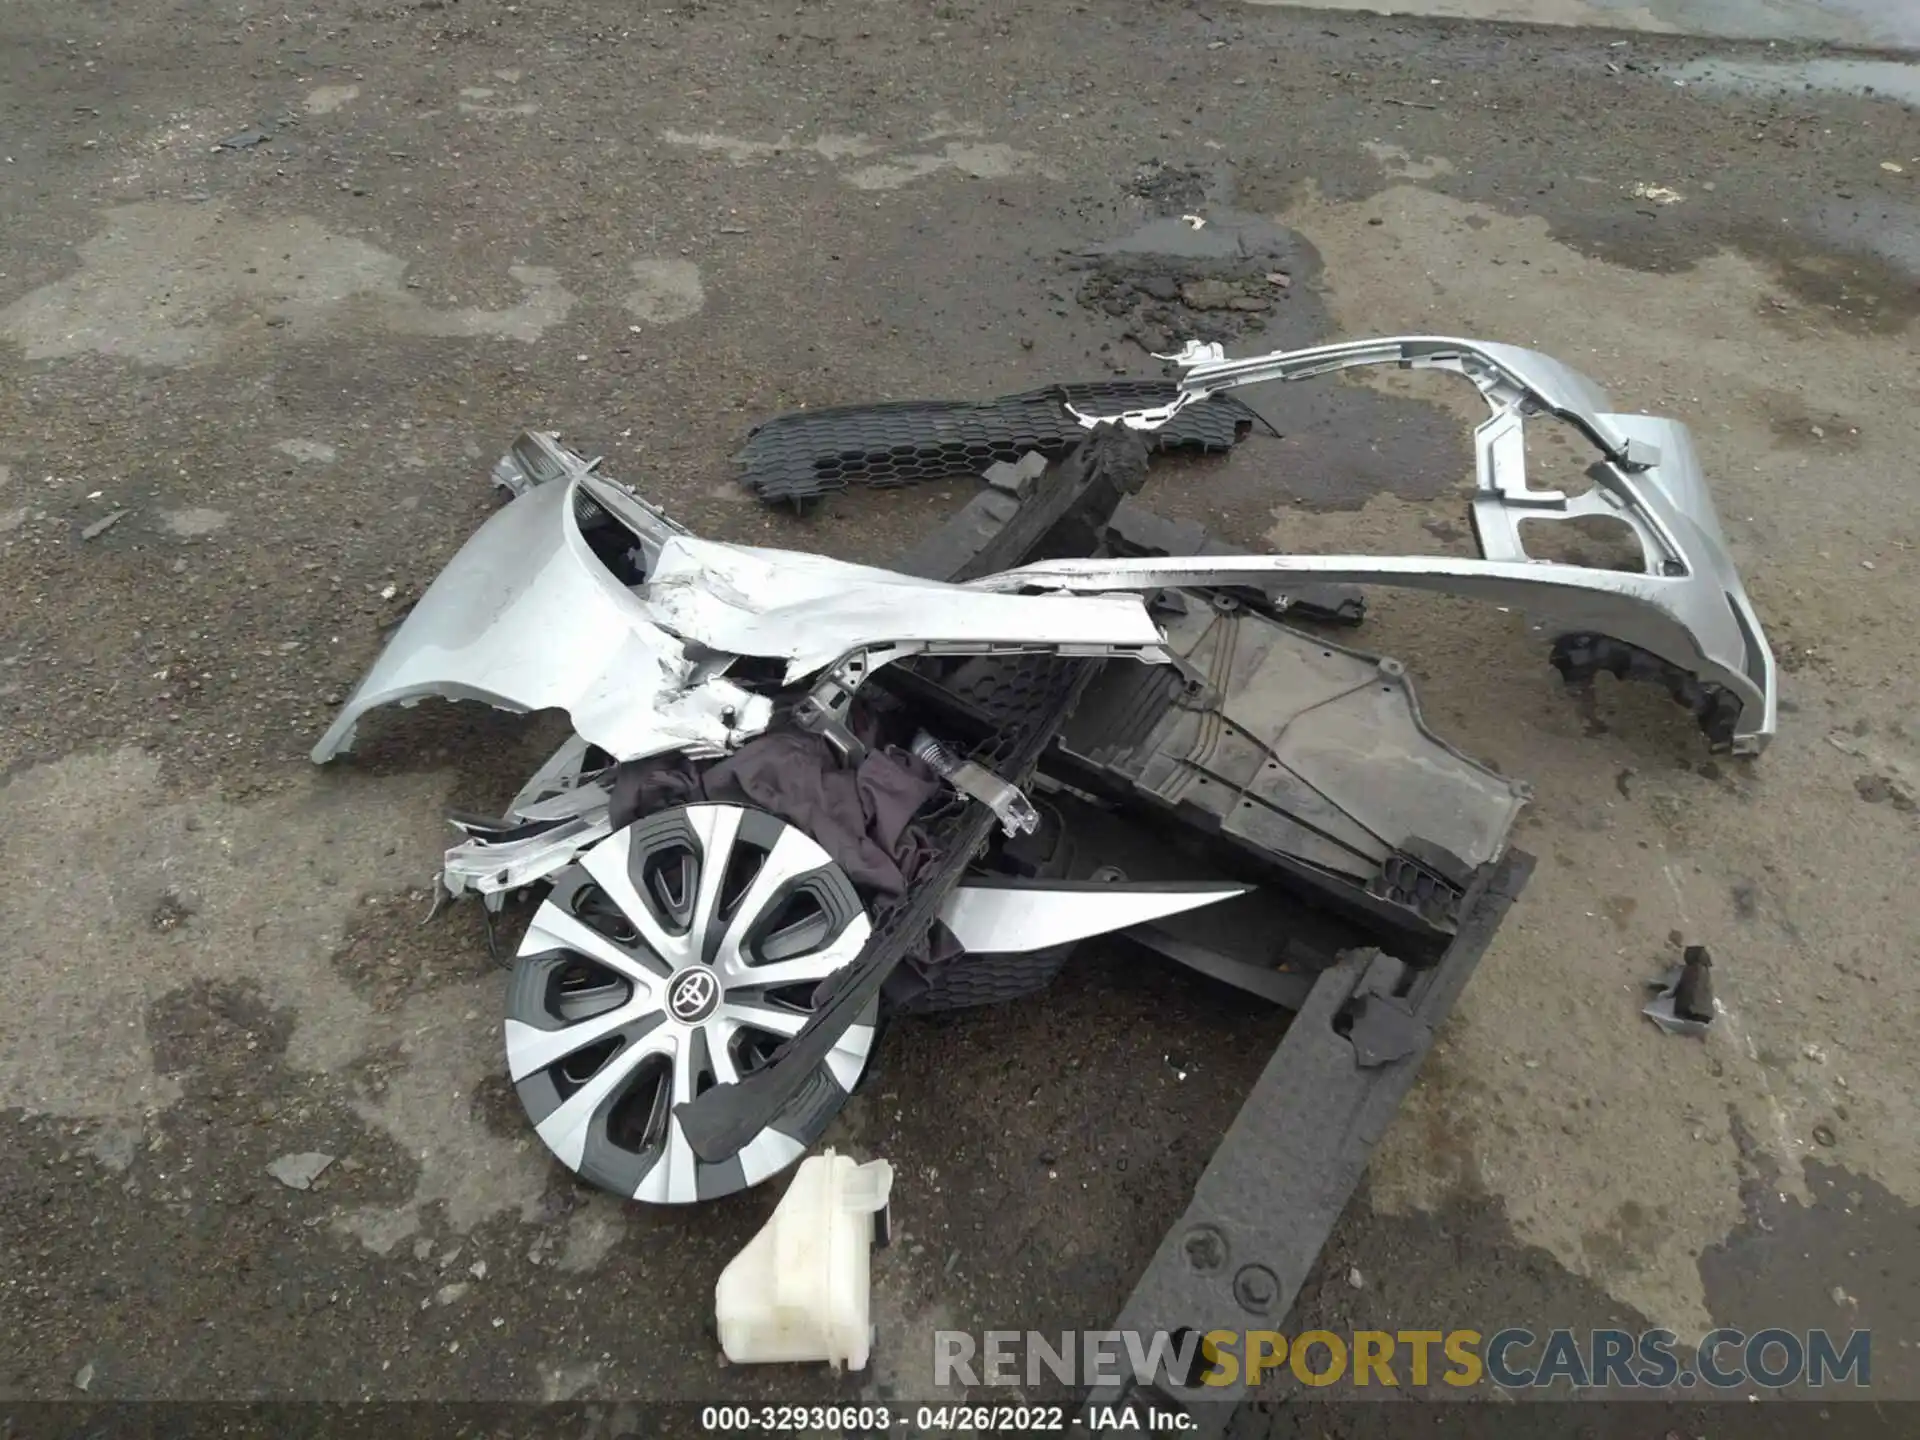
1700,1142,1920,1397
1126,159,1213,215
1075,267,1289,354
328,887,507,1012
1762,389,1865,452
1282,176,1920,1340
144,977,415,1217
1853,773,1916,809
0,746,563,1259
1665,56,1920,106
468,1072,525,1140
1753,216,1920,336
1066,209,1308,357
1544,202,1920,336
329,705,577,805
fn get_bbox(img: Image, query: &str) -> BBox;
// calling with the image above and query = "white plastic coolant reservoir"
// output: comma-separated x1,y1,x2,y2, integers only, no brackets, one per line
714,1149,894,1371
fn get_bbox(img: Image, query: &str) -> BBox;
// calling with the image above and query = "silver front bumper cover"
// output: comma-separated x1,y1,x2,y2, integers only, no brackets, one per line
1063,337,1776,754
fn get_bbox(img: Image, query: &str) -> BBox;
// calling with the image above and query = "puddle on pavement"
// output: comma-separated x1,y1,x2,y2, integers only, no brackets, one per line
1665,57,1920,106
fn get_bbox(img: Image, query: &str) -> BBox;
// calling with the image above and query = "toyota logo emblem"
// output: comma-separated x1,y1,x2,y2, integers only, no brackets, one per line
667,967,721,1024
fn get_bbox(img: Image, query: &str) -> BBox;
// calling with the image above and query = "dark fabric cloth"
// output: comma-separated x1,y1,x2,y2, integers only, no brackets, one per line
609,731,943,899
608,750,703,822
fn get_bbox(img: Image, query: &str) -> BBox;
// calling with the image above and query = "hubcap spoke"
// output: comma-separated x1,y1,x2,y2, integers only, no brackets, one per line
718,922,867,993
505,1000,652,1082
639,1027,705,1204
708,1029,742,1089
520,906,670,986
719,998,808,1039
686,804,744,948
825,1021,876,1091
578,828,687,965
739,1130,807,1189
534,1026,676,1173
712,825,836,977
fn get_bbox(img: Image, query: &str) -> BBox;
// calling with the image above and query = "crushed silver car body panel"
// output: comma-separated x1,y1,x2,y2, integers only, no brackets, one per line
974,548,1771,752
309,474,770,765
313,438,1166,766
641,532,1166,681
443,805,616,899
318,345,1774,767
1063,337,1777,754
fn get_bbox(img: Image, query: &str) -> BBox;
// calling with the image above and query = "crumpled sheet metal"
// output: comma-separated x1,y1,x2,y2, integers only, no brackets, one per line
310,477,769,766
443,806,615,899
313,463,1168,768
639,534,1166,682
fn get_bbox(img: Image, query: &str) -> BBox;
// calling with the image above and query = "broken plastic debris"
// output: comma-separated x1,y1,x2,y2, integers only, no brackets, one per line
80,509,128,540
1643,945,1715,1037
714,1149,893,1371
1180,214,1206,229
267,1151,336,1189
1630,183,1684,205
1882,162,1906,175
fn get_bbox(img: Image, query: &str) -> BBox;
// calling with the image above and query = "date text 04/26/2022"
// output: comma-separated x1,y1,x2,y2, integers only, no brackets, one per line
698,1404,1175,1432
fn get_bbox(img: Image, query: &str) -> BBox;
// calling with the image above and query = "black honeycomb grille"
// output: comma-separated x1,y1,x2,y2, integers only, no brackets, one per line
733,381,1257,504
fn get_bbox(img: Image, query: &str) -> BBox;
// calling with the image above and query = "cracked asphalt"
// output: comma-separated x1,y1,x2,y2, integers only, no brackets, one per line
2,0,1917,1429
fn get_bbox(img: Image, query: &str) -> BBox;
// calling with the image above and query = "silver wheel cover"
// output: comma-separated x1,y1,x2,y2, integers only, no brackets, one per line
504,803,876,1203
